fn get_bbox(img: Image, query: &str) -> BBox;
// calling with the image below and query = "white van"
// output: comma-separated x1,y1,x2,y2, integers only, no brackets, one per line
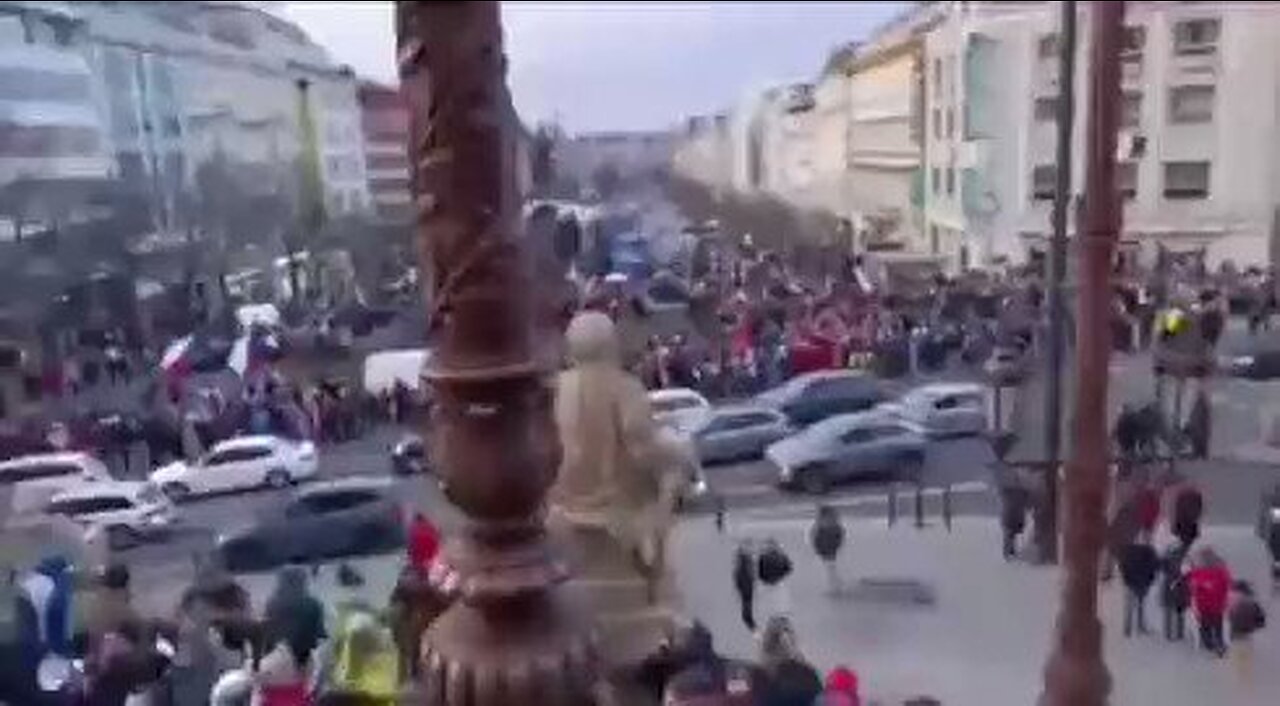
363,349,431,396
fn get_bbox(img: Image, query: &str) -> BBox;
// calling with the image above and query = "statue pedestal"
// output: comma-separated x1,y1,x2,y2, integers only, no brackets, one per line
549,518,678,671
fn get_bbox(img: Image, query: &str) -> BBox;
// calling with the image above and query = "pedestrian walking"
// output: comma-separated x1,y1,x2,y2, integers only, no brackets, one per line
1188,546,1231,657
1227,580,1266,684
756,538,793,619
810,505,845,594
1258,483,1280,588
1119,539,1159,637
1172,483,1204,551
1184,388,1211,460
262,566,326,670
732,541,757,633
1159,543,1190,642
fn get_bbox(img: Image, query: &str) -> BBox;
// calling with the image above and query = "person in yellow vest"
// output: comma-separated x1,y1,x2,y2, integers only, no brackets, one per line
325,609,398,704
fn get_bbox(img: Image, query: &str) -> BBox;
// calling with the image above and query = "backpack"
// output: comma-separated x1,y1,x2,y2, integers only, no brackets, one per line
757,545,792,586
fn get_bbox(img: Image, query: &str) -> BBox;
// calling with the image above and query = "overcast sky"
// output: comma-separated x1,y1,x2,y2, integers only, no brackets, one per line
280,2,906,135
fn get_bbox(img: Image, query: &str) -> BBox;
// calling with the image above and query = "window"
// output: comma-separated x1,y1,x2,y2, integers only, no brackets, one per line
868,425,907,440
1121,92,1142,128
1034,96,1057,122
366,153,407,170
652,396,703,414
1038,33,1058,59
839,428,875,445
1169,85,1214,124
1122,25,1146,57
933,108,942,139
933,57,942,93
945,107,954,137
931,167,941,194
1173,18,1220,56
207,446,272,465
945,167,955,196
0,69,90,103
1163,161,1210,199
295,490,379,515
1117,161,1138,200
1031,164,1056,200
0,462,81,484
930,225,940,254
48,495,134,516
0,124,99,158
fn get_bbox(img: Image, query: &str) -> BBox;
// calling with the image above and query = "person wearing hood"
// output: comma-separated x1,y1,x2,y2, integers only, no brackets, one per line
756,615,820,706
549,312,683,608
1119,538,1159,636
1188,546,1232,656
262,566,326,669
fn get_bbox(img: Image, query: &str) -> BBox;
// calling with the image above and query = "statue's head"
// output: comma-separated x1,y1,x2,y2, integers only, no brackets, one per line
565,311,620,368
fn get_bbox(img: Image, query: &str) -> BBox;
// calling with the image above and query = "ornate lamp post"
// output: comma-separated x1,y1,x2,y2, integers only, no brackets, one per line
1040,2,1124,705
397,3,597,704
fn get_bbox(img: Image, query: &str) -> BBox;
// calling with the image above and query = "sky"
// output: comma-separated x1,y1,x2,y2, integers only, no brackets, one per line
279,2,907,135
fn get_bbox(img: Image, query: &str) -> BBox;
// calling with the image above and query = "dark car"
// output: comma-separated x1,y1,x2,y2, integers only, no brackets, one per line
216,479,405,572
756,370,889,428
1222,349,1280,380
391,433,428,475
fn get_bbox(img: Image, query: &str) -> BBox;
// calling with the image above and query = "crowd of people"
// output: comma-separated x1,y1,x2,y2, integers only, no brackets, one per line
0,513,446,706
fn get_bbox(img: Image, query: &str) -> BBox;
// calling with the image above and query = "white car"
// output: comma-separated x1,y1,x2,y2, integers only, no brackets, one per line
0,452,111,517
44,481,174,550
878,382,989,438
648,388,711,434
150,435,318,502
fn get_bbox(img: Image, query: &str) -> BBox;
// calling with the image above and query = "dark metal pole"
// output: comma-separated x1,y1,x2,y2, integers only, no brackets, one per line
1041,2,1123,705
398,4,596,704
1038,0,1077,565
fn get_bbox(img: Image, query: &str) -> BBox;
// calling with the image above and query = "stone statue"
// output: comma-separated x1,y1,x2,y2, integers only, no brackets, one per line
549,310,684,667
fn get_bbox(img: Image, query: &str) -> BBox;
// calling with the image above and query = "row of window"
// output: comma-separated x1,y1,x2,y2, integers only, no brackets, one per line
1038,17,1220,61
0,69,92,105
1030,161,1210,201
0,124,100,158
1033,84,1214,128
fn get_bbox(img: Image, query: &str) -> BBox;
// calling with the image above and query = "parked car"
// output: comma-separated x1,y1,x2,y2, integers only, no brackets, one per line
44,481,174,551
216,478,406,572
765,412,926,495
1221,349,1280,380
756,370,889,427
0,452,111,517
878,382,988,438
150,435,318,502
390,433,428,475
649,388,712,434
691,405,792,465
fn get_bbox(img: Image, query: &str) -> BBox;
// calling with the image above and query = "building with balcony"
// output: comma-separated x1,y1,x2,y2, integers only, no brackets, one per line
357,81,410,223
926,0,1280,270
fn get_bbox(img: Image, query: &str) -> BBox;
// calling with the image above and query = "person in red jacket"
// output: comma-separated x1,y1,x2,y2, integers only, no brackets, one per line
1187,546,1231,656
407,512,441,574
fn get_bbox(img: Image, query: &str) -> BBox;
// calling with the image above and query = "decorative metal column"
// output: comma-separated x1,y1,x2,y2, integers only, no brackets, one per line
397,3,596,705
1040,2,1124,705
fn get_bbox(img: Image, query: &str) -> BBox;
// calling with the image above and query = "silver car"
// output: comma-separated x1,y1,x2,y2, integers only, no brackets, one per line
878,382,988,438
765,412,926,495
692,406,792,466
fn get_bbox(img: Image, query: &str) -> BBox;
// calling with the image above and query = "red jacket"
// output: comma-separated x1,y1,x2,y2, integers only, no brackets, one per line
1188,564,1231,617
1134,487,1161,533
408,516,441,571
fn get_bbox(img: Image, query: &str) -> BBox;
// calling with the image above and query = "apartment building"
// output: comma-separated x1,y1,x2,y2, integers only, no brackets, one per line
357,81,410,223
926,0,1280,270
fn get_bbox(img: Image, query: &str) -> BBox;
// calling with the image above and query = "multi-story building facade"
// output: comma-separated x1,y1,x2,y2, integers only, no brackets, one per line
0,3,114,239
357,81,411,223
927,0,1280,270
0,0,371,240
